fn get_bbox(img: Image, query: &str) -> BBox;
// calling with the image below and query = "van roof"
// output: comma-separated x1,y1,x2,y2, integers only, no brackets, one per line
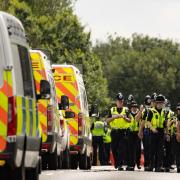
0,11,27,45
52,64,81,75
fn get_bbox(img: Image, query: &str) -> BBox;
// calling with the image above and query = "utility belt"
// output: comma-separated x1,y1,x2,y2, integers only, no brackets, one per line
150,128,164,134
111,128,130,137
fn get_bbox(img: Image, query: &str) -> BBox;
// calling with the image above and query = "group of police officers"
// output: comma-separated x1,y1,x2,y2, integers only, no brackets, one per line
91,92,180,173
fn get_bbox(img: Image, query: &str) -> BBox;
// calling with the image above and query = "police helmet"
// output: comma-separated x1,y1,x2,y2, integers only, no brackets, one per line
155,94,165,102
130,101,138,108
128,94,135,102
116,92,124,100
144,95,151,105
176,103,180,110
151,92,157,101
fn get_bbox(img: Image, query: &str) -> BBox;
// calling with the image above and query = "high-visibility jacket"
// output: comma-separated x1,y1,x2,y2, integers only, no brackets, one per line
110,107,130,129
92,120,105,136
142,108,151,128
151,108,166,129
103,128,111,143
130,114,139,132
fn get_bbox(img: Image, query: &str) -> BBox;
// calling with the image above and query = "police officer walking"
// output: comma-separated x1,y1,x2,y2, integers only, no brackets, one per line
103,126,112,165
146,94,167,172
137,94,154,171
169,103,180,173
106,92,131,170
91,115,106,166
129,101,141,170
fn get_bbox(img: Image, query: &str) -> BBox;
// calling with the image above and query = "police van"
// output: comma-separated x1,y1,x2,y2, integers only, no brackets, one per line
52,64,92,170
0,12,49,180
30,50,72,170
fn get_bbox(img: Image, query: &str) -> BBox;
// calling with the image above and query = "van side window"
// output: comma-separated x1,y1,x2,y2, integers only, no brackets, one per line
18,45,34,97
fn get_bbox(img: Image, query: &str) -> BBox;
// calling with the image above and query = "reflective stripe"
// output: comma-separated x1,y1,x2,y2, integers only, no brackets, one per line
53,67,79,145
30,52,48,142
0,70,12,152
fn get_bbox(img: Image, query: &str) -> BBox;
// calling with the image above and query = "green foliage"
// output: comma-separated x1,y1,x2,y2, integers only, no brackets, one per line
94,34,180,108
0,0,109,110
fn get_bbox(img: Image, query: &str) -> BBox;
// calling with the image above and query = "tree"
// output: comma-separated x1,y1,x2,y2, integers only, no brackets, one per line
0,0,110,110
94,34,180,108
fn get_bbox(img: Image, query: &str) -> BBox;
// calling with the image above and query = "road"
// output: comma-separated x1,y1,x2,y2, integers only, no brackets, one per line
40,166,180,180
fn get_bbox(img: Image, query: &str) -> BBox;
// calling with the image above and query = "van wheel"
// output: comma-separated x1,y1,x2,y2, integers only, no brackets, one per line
58,154,63,169
87,156,92,170
70,154,78,169
62,147,70,169
0,167,8,179
38,157,42,174
48,148,58,170
42,154,48,170
26,165,39,180
13,166,25,180
79,151,88,170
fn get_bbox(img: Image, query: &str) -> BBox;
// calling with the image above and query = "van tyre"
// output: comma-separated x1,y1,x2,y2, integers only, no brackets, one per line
58,154,63,169
48,147,58,170
26,165,39,180
42,154,48,170
13,166,25,180
87,156,92,170
70,154,78,169
62,147,70,169
79,151,88,170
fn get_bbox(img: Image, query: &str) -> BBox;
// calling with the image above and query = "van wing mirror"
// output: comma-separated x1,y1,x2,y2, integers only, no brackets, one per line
37,80,51,99
58,95,69,110
65,111,75,119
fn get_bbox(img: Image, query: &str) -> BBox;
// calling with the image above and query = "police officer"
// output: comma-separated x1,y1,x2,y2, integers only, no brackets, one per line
103,126,112,165
169,103,180,173
91,115,105,166
127,94,135,109
147,94,167,172
137,94,154,171
129,101,141,171
163,99,175,172
106,92,131,171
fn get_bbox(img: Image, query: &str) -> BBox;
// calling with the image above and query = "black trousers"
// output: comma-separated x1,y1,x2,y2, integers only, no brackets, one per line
163,139,172,169
129,131,141,167
172,135,180,168
92,136,105,165
149,130,164,169
111,129,130,167
143,129,151,167
104,143,111,165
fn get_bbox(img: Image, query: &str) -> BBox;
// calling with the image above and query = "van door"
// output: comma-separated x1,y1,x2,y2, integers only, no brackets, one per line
0,32,8,152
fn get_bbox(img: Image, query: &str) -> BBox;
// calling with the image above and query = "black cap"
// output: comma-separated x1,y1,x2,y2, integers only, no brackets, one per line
116,92,124,100
144,95,151,105
155,94,165,102
131,101,138,107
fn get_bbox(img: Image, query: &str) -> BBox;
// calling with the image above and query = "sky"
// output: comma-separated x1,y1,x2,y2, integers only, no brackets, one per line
74,0,180,43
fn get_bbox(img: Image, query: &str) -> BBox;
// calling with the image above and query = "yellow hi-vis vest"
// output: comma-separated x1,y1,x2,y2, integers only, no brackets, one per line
151,108,166,129
110,107,130,129
130,114,139,132
103,128,111,143
92,120,105,136
142,108,151,128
